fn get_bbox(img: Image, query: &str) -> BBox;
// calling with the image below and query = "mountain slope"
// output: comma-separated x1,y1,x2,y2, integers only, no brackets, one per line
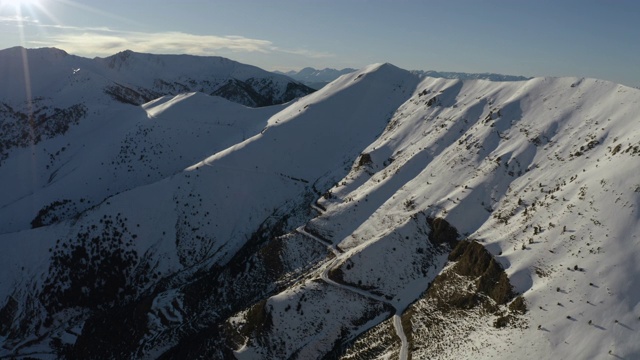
1,56,639,359
0,92,285,234
326,75,640,359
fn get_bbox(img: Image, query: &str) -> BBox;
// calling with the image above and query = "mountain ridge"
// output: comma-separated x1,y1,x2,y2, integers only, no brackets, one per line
0,46,315,107
0,46,315,169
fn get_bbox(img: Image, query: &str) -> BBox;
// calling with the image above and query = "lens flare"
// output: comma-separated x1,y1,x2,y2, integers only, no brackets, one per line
2,0,38,9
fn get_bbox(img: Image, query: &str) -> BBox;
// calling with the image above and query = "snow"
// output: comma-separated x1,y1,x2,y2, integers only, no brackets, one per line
0,92,281,234
1,47,640,359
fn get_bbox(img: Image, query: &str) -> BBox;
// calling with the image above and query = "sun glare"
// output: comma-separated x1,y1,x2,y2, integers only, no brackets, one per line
4,0,39,6
0,0,41,16
1,0,57,28
1,0,46,20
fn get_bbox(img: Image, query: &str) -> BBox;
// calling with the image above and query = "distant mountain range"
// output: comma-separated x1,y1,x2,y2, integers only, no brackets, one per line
278,67,530,89
411,69,531,82
0,46,315,166
1,48,639,359
274,67,358,89
0,46,314,109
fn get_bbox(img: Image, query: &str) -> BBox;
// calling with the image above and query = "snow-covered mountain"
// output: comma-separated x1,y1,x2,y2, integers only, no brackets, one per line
0,46,314,166
0,47,314,107
1,50,639,360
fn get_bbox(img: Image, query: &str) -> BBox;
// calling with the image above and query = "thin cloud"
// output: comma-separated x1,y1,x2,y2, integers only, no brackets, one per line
36,30,274,56
278,48,334,59
24,25,333,60
0,15,39,24
41,23,115,32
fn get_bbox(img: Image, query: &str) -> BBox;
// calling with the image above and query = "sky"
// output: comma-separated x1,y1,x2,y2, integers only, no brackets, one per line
1,0,639,87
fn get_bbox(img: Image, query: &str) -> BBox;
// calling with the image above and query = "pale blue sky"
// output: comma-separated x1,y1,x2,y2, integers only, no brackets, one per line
1,0,638,87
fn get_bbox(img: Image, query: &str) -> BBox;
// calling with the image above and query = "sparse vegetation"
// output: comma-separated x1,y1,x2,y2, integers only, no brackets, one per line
40,214,151,312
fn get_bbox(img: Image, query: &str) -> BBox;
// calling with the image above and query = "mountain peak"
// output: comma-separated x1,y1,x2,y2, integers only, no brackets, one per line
0,46,69,58
359,62,412,79
99,49,143,69
371,62,401,71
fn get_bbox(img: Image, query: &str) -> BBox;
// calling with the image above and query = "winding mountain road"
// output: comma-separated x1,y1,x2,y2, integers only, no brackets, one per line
310,202,326,214
293,199,410,359
393,314,409,360
296,226,341,256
